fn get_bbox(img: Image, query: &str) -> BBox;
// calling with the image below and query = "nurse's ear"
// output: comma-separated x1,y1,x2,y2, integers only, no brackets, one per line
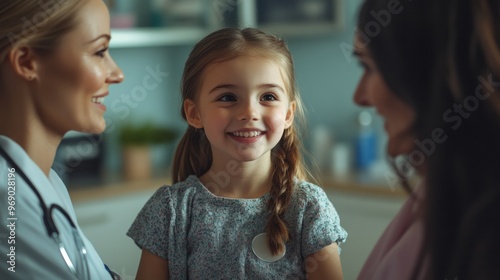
7,45,39,81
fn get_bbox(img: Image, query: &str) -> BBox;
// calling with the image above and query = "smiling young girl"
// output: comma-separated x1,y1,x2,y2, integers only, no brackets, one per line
127,27,347,279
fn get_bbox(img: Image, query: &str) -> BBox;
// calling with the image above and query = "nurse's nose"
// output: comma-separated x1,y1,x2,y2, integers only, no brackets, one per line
106,56,125,84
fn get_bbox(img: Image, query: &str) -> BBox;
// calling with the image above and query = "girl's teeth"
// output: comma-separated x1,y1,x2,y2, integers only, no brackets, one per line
232,131,262,138
91,97,104,104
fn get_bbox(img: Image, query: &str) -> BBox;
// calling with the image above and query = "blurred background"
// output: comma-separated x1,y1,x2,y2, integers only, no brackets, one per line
61,0,407,279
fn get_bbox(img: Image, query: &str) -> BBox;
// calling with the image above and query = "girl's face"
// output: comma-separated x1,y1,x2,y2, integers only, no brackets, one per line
34,0,123,135
353,37,416,157
185,55,295,164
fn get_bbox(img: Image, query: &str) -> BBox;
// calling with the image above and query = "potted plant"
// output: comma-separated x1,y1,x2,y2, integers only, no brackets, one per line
119,122,177,181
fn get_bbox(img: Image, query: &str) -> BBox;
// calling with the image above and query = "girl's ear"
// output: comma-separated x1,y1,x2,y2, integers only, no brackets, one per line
284,101,296,128
184,99,203,128
8,46,38,81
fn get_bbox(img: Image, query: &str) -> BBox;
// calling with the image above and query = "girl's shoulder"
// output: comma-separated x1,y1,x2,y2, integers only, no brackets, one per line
148,175,206,205
291,179,332,207
167,175,203,192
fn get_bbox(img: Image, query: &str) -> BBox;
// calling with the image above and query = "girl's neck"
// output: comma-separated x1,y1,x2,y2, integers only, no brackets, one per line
200,156,273,199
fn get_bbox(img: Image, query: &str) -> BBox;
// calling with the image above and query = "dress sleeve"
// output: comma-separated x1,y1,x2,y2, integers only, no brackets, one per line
300,185,348,258
126,186,172,260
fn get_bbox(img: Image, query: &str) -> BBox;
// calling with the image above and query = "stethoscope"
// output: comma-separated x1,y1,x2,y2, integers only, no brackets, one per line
0,145,119,279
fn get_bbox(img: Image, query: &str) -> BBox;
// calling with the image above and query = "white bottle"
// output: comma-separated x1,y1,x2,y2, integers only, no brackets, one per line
354,111,377,171
311,126,333,174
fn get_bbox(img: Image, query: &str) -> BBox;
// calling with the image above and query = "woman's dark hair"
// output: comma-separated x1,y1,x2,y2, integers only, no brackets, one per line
358,0,500,279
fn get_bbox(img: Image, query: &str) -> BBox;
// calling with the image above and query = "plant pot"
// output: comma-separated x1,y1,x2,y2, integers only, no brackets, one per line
122,146,152,181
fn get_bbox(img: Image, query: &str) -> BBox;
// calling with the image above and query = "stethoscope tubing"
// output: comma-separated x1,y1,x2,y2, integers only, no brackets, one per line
0,145,89,279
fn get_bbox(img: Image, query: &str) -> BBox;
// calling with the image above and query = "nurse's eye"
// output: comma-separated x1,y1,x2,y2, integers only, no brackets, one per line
96,47,108,58
217,94,237,102
261,93,277,101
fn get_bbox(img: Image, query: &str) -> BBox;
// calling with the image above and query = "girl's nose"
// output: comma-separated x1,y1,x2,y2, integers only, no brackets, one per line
238,100,259,121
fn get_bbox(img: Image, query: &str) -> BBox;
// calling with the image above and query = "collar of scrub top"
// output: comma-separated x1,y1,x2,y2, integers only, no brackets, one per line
0,144,92,279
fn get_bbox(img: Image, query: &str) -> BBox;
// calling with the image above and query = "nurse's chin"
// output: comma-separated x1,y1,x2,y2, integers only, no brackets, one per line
80,120,107,135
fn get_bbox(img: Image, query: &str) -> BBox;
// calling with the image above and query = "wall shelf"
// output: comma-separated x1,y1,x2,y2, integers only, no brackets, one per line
110,27,210,48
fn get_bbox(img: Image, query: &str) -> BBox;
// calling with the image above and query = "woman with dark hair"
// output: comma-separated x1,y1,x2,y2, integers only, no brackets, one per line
353,0,500,279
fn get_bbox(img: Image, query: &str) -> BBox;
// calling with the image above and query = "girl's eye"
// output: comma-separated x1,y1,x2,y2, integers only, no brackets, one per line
96,47,108,58
217,94,236,102
261,93,277,101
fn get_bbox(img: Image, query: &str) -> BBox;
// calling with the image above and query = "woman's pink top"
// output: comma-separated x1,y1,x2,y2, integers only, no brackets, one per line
358,185,427,280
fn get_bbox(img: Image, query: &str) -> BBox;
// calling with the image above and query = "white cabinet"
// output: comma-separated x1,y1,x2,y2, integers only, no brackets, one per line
74,189,157,279
324,190,405,279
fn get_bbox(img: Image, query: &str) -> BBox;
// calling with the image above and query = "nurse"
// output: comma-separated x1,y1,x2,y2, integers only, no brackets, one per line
0,0,124,279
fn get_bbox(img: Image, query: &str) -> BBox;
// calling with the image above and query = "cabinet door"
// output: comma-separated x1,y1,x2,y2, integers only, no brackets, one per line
74,189,156,279
234,0,345,36
324,190,405,279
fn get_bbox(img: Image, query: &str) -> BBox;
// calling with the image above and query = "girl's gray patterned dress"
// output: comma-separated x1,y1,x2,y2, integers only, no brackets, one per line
127,175,347,280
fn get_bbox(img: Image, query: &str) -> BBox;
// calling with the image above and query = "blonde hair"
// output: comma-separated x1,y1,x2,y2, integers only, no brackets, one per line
0,0,86,64
173,27,310,255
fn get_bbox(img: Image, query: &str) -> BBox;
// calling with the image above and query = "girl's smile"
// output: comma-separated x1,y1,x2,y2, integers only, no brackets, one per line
228,129,265,144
